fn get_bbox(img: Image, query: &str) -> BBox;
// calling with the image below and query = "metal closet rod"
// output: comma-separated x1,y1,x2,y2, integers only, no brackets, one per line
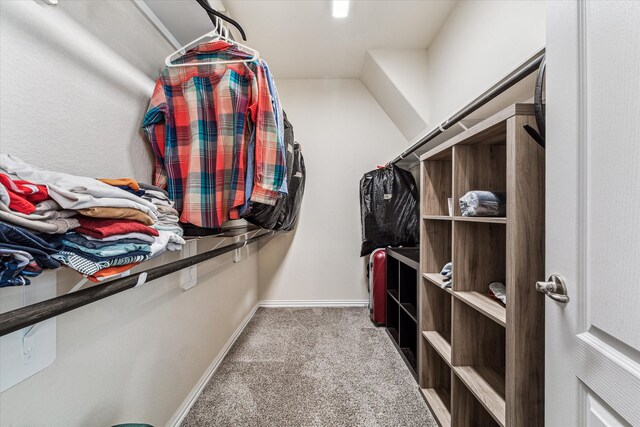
391,48,546,165
0,231,275,337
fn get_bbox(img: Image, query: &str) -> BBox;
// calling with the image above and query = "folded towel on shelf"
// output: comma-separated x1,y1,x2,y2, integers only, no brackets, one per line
75,217,159,239
459,191,506,217
76,206,155,225
0,155,158,220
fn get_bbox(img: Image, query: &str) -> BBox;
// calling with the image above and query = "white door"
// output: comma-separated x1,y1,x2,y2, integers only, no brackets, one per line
545,1,640,426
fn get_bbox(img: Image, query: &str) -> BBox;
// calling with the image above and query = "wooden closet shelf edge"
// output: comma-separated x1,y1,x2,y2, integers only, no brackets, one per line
419,103,534,161
420,388,452,427
452,291,506,326
453,366,506,427
422,331,452,366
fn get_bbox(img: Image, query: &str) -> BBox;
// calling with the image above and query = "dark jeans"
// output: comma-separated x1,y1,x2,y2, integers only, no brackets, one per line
0,222,62,268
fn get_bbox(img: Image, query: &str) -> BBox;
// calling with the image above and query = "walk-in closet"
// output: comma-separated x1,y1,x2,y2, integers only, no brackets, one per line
1,1,639,426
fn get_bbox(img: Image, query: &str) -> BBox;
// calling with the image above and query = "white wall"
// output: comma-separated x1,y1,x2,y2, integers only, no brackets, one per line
424,0,546,127
361,50,430,141
0,2,260,425
257,79,408,303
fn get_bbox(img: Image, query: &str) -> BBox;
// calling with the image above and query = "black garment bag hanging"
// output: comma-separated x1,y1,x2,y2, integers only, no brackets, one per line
359,165,419,256
244,112,306,231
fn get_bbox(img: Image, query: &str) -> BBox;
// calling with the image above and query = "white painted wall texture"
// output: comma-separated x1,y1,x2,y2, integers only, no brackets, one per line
258,79,407,303
0,2,260,425
424,0,546,127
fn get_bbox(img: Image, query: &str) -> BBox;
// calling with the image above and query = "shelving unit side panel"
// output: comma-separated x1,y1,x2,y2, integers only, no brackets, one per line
505,115,545,427
422,160,453,216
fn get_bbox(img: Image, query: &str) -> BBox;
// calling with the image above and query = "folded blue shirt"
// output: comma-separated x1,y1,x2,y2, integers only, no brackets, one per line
62,239,151,258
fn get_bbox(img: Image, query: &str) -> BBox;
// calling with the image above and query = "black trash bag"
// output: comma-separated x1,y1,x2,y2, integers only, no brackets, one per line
359,164,418,256
244,112,306,231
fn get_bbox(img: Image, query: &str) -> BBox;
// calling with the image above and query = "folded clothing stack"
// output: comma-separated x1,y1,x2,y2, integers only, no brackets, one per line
459,191,506,217
139,183,183,237
0,222,62,287
440,262,452,288
50,217,159,278
0,155,185,286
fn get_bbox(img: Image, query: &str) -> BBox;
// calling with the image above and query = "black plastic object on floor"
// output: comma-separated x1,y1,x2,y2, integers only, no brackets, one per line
244,113,306,231
359,165,419,257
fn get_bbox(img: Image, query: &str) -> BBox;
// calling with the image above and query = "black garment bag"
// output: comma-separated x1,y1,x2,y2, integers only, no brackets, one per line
244,112,306,231
359,165,418,256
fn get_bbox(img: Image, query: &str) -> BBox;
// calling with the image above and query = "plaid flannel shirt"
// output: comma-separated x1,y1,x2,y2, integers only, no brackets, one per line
142,41,285,228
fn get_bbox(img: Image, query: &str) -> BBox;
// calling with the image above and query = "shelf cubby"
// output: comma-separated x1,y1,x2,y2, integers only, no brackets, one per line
418,104,545,426
452,221,505,295
451,299,505,377
420,341,452,427
386,292,399,344
422,151,453,216
400,308,418,371
452,373,501,427
452,142,506,218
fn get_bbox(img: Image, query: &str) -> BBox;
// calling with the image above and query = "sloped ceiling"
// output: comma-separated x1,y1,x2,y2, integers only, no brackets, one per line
142,0,456,78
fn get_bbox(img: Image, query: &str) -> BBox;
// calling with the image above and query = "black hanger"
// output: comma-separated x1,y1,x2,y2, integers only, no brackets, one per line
195,0,247,41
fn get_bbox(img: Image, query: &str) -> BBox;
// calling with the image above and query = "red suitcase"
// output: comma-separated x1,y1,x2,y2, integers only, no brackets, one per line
369,248,387,325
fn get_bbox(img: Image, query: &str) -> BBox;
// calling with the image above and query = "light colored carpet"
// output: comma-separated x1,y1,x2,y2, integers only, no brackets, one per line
182,307,437,427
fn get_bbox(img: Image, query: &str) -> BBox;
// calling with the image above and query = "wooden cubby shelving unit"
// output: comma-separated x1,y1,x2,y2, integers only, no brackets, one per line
418,104,545,427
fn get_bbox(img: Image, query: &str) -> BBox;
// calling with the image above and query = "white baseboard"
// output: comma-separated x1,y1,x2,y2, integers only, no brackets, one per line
166,303,259,427
258,299,369,307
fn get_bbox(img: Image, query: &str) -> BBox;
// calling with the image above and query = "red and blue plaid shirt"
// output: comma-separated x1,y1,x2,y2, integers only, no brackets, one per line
142,41,285,228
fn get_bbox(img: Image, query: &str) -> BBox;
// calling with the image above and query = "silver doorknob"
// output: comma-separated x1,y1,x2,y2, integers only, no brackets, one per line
536,274,570,303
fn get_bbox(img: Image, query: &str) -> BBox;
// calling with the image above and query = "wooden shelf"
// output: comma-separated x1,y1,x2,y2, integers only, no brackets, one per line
422,331,451,366
453,291,506,327
454,366,505,427
400,303,417,322
421,388,451,427
418,104,545,425
423,215,454,221
453,216,506,224
422,273,452,293
422,215,507,224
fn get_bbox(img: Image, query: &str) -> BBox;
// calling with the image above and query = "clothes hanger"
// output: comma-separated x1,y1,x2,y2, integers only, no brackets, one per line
164,0,259,68
164,17,259,68
195,0,246,41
